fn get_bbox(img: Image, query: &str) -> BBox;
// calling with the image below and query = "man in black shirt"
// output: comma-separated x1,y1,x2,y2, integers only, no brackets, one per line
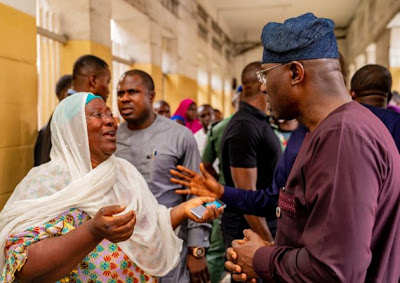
220,61,282,252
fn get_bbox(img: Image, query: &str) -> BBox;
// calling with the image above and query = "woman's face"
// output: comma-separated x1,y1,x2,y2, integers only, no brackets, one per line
85,98,117,167
186,103,197,122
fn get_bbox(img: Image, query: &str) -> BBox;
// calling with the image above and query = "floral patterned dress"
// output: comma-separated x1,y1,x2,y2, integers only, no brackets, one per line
1,208,158,283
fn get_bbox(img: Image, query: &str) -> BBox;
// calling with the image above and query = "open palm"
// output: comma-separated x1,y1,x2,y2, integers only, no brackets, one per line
170,163,224,198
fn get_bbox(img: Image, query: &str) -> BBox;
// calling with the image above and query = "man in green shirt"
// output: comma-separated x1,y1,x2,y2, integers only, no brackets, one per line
201,86,241,283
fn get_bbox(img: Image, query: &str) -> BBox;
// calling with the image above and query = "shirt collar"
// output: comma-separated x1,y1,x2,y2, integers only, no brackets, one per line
239,101,268,119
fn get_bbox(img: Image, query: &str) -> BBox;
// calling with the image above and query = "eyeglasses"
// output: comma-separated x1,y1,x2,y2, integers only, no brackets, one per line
256,64,284,84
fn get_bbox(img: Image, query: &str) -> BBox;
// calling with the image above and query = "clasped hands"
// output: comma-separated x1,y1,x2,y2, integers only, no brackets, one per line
225,229,272,282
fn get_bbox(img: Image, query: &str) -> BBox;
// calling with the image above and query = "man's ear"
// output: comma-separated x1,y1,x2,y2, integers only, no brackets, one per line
289,61,304,85
149,90,156,103
88,74,97,90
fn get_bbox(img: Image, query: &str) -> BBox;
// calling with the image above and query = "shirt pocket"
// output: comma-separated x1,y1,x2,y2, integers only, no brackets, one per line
275,188,300,246
138,150,177,186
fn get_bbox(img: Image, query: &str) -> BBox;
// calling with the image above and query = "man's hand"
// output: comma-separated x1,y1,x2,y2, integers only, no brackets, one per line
170,163,224,198
187,253,210,283
88,205,136,243
225,229,272,282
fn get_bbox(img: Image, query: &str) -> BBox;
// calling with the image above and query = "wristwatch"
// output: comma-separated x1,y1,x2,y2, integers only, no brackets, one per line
189,247,206,258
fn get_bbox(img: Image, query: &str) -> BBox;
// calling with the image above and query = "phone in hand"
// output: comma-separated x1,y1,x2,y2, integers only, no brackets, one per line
190,199,226,219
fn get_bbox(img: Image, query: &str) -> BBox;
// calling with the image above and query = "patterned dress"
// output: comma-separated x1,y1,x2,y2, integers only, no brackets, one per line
1,208,158,283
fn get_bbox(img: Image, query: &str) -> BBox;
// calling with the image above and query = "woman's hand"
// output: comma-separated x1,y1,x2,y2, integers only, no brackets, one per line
88,205,136,243
170,197,224,229
170,163,224,198
184,197,224,223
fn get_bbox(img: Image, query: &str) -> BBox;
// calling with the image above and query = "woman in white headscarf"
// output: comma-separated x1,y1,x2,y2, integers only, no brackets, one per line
0,93,221,282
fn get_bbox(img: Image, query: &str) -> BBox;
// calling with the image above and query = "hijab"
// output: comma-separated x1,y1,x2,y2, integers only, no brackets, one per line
173,99,202,133
0,93,182,277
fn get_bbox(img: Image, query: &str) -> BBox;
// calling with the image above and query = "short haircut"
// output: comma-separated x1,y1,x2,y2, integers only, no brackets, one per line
198,104,213,112
241,61,262,99
122,69,155,91
154,100,169,107
242,61,261,79
55,74,72,96
72,55,109,80
351,64,392,96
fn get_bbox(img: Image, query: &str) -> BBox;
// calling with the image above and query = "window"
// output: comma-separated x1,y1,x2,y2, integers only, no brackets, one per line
36,3,65,128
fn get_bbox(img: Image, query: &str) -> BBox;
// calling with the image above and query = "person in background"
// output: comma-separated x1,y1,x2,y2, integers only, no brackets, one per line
171,115,186,126
350,64,392,109
115,70,212,283
194,104,214,155
219,61,281,264
213,109,223,123
388,90,400,113
173,99,202,133
351,64,400,151
201,86,242,283
68,54,111,101
203,86,242,184
34,74,72,166
269,117,299,151
154,100,171,118
55,74,72,101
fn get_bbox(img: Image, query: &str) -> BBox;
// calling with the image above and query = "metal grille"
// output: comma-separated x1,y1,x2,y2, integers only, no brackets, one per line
36,5,62,129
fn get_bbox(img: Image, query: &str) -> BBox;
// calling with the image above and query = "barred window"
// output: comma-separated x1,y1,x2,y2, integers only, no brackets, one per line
36,3,65,128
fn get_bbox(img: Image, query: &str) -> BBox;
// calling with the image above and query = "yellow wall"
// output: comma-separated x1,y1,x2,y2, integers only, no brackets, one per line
211,89,224,115
198,84,232,117
224,90,234,117
390,67,400,92
0,3,37,209
164,74,198,113
197,84,211,106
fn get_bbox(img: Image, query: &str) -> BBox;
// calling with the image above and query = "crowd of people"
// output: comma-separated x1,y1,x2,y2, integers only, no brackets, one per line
0,12,399,283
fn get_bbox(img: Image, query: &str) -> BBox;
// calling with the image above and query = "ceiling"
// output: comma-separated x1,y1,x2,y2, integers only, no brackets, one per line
199,0,361,43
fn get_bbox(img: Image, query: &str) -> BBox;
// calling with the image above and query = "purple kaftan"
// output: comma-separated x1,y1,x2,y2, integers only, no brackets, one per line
253,101,400,282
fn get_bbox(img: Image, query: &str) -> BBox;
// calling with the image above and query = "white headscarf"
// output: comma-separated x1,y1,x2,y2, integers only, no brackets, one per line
0,93,182,276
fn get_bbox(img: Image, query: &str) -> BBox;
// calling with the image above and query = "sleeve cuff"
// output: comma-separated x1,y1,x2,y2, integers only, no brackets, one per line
187,225,210,247
253,246,277,281
221,186,241,207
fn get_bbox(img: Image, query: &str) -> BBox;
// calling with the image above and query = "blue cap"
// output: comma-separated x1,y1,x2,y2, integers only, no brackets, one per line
261,13,339,63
